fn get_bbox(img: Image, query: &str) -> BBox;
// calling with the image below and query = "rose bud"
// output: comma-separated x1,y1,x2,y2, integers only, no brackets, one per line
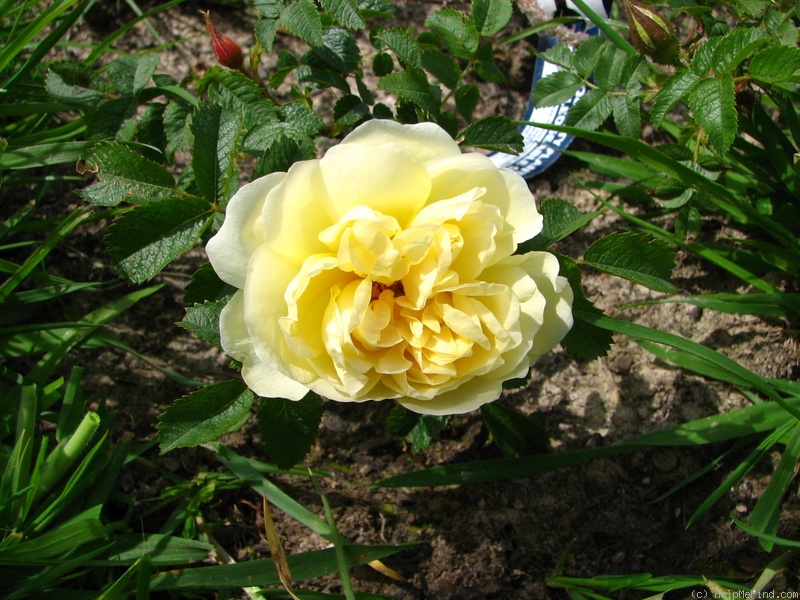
622,0,681,66
202,10,244,71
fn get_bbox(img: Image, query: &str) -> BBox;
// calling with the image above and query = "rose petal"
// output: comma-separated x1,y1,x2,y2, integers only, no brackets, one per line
319,142,431,227
341,119,461,163
207,173,286,288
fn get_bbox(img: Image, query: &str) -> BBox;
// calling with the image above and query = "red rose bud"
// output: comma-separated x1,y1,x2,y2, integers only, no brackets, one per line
623,0,681,66
202,11,244,70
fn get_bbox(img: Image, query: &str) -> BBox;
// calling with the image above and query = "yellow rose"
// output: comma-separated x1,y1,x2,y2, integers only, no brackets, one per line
206,120,573,415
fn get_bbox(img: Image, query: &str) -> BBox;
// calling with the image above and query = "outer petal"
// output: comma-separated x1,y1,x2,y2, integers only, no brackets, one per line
426,153,542,244
341,120,461,164
219,291,309,400
523,252,574,359
319,142,431,227
206,173,286,288
262,159,335,267
398,377,503,415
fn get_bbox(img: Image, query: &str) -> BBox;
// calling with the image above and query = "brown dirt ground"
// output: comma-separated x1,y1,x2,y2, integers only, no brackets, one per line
38,1,800,598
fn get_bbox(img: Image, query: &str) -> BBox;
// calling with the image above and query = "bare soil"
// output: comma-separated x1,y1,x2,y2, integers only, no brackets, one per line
48,1,800,598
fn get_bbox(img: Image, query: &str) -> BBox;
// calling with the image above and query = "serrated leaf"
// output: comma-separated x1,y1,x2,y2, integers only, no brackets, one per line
612,94,641,138
318,0,366,29
191,103,243,207
258,393,323,469
256,132,315,175
185,262,235,304
77,142,176,206
333,94,370,126
650,70,699,127
305,28,361,74
538,43,574,69
593,45,627,90
559,296,613,360
180,301,226,348
386,405,420,437
425,8,479,59
481,403,549,457
691,35,720,75
455,83,480,120
377,28,422,69
208,68,277,125
45,61,104,104
105,197,215,283
280,0,324,47
565,88,614,130
583,231,678,293
573,35,607,78
378,68,438,112
687,75,737,155
421,49,460,89
255,18,281,55
750,45,800,83
254,0,284,18
711,27,769,73
106,54,160,96
372,52,394,76
533,71,584,108
158,380,255,453
163,100,191,162
474,41,506,83
472,0,513,36
528,198,599,250
458,115,522,154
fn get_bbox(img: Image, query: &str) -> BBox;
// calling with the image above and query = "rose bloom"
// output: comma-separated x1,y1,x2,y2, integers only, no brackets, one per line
206,120,573,415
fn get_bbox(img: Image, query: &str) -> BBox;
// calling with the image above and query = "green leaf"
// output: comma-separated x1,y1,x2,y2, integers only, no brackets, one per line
77,142,176,206
157,380,255,453
407,415,448,454
749,422,800,551
377,68,438,112
386,404,421,437
377,28,422,69
649,70,699,127
474,41,506,84
425,8,480,59
583,231,678,293
472,0,513,36
44,61,103,104
687,75,737,155
455,83,480,121
318,0,366,29
254,0,284,18
533,71,584,108
256,133,314,175
0,518,108,563
191,103,244,207
184,262,235,304
258,393,323,469
97,534,213,566
255,18,281,55
538,43,574,70
280,0,324,47
749,45,800,83
149,543,412,590
573,35,607,77
106,54,160,96
372,52,394,76
458,115,522,153
180,301,226,349
306,28,361,74
421,49,461,89
711,27,769,74
565,88,614,130
105,197,215,283
333,94,370,126
559,295,614,360
481,403,549,457
612,94,641,138
528,198,599,250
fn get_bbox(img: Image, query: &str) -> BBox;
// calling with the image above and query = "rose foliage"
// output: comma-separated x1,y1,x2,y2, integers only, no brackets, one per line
206,120,573,415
